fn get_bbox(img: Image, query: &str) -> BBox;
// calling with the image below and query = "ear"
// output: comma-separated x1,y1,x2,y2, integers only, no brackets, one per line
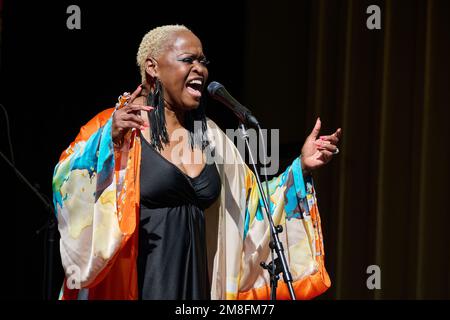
145,57,158,79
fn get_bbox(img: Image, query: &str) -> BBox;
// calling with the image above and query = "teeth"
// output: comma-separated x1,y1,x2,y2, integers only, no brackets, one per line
188,79,203,85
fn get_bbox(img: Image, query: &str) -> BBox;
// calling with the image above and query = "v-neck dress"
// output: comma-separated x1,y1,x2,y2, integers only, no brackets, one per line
137,135,221,300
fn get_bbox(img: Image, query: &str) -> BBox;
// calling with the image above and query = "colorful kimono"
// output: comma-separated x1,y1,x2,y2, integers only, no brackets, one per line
52,106,331,300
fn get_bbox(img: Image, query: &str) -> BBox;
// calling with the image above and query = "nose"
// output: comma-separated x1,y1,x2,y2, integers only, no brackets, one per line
192,60,208,76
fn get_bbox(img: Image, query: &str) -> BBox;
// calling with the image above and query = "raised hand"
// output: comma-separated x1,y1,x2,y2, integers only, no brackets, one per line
111,85,154,146
301,117,342,173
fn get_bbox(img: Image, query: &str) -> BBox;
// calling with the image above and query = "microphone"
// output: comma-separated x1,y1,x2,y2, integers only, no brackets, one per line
207,81,260,129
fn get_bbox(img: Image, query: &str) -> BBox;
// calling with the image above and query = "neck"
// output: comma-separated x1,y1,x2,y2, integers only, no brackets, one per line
144,82,186,133
164,101,186,133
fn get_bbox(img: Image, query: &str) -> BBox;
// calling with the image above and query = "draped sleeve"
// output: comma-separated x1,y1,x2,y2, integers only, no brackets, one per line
204,119,330,300
52,105,141,297
238,157,331,299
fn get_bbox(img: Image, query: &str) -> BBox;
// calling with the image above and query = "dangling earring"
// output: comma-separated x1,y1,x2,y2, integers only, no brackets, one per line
185,97,209,151
146,78,169,151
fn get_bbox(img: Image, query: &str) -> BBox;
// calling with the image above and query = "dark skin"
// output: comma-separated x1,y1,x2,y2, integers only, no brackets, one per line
113,30,209,178
112,30,342,177
301,118,342,173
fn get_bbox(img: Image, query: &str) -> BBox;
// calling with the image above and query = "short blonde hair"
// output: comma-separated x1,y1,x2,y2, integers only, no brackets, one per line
136,25,191,85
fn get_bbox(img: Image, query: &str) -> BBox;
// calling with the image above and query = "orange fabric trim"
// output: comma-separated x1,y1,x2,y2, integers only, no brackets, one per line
59,108,115,162
237,256,331,300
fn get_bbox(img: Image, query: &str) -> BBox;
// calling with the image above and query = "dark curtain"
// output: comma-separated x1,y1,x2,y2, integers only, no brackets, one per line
245,0,450,299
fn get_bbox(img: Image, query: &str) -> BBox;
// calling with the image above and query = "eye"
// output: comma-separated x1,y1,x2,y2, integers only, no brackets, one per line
200,58,210,66
181,57,194,64
179,56,210,67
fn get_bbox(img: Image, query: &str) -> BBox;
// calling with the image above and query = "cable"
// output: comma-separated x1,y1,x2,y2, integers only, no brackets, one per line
0,103,16,165
0,103,55,299
0,103,54,219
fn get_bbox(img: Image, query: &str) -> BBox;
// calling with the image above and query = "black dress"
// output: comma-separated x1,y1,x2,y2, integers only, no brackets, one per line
137,135,221,300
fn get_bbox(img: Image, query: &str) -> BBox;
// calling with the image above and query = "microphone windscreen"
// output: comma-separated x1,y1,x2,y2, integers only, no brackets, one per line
207,81,223,96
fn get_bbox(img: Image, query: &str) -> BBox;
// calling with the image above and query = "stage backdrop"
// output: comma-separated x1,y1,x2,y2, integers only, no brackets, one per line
245,0,450,299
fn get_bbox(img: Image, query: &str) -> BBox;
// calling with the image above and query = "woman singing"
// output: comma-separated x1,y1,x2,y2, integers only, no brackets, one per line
52,25,341,300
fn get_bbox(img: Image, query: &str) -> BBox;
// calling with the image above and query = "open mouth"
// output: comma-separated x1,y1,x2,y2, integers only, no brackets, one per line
186,79,203,99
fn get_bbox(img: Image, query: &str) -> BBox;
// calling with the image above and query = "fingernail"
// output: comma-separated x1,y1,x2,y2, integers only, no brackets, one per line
140,126,146,131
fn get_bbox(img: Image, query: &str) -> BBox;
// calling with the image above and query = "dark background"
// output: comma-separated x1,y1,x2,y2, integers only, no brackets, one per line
0,0,449,299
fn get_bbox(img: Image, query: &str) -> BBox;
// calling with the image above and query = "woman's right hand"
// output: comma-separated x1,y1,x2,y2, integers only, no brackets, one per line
112,85,153,146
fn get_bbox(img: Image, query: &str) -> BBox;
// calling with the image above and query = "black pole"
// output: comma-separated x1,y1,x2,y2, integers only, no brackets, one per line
238,124,296,300
0,150,56,300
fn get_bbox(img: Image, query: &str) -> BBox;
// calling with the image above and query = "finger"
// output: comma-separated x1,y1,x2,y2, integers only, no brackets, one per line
334,128,342,139
309,117,321,140
124,104,154,113
319,134,339,145
119,120,146,131
315,142,338,153
129,85,143,103
321,150,333,157
318,150,333,162
121,113,148,126
314,139,331,149
315,139,331,145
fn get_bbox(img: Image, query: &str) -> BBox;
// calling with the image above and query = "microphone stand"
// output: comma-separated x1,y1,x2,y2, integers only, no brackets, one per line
0,150,57,300
238,123,296,300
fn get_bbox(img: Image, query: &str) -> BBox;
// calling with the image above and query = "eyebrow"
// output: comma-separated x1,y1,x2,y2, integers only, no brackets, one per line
177,52,206,57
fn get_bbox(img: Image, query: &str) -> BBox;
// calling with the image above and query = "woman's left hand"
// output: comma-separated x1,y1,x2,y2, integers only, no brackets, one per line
301,118,342,173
